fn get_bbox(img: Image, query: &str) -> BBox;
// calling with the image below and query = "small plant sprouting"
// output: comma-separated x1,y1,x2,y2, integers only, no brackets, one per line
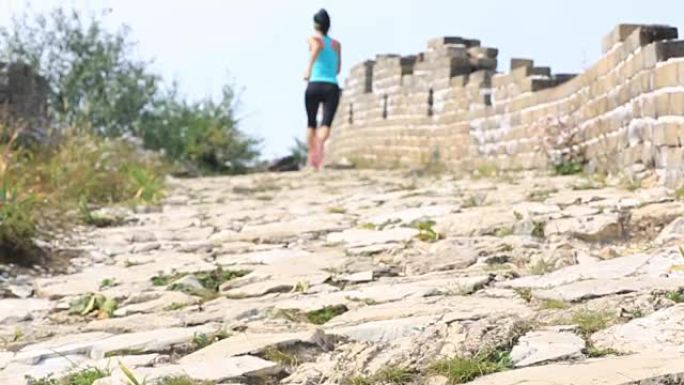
412,220,441,243
430,349,512,384
306,305,348,325
327,207,346,214
667,290,684,303
262,346,299,367
99,278,118,290
531,221,546,239
572,309,615,337
527,259,555,275
69,293,118,319
540,299,569,310
514,287,533,303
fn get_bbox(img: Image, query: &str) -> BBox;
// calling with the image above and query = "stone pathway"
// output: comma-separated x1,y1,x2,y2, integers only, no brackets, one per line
3,169,684,384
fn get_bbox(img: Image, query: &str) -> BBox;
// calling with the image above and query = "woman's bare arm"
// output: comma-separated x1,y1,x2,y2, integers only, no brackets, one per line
304,37,322,81
335,41,342,74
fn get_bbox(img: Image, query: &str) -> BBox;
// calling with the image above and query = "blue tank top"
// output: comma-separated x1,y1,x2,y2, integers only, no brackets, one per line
310,35,339,84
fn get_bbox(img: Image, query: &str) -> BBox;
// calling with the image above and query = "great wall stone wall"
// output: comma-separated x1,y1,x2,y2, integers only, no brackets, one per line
328,24,684,186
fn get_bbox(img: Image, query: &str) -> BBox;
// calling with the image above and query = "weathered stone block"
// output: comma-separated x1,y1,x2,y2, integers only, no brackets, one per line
623,25,679,54
657,146,684,168
655,62,680,89
669,92,684,115
652,122,680,146
468,47,499,59
470,57,498,71
656,92,671,117
656,40,684,61
602,24,642,53
511,58,534,70
427,37,480,50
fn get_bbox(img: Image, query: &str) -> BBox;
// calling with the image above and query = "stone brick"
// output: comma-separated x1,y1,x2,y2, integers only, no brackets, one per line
653,122,679,146
656,40,684,62
669,92,684,115
468,47,499,59
656,93,671,117
602,24,641,54
655,62,680,89
624,25,679,54
657,146,684,168
510,58,533,70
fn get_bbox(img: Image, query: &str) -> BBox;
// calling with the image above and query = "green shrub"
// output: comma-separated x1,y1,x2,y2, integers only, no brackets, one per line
0,180,39,264
0,7,259,174
139,86,260,174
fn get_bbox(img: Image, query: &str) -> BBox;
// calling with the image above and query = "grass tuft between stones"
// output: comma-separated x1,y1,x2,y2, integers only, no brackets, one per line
431,349,513,384
585,345,622,358
151,267,249,301
261,346,299,367
572,309,615,337
667,290,684,303
30,367,109,385
156,376,216,385
346,366,416,385
540,299,569,310
306,305,348,325
273,305,348,325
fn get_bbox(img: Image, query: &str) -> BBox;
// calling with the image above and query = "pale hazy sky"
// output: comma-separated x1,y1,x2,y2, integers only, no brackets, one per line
2,1,684,158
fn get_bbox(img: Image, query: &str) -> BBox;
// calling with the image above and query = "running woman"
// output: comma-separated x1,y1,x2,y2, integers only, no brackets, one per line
303,9,341,169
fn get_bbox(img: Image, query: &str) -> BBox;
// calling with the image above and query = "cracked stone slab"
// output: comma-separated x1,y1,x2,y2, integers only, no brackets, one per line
544,214,624,242
510,329,585,367
94,356,278,384
89,324,220,359
326,228,419,248
85,313,183,333
363,205,458,226
327,315,439,342
532,277,684,302
466,354,684,385
14,324,219,365
114,291,197,316
0,298,53,324
272,275,492,313
13,332,113,365
231,216,348,242
592,304,684,354
326,296,531,328
223,273,329,298
180,330,327,365
216,248,312,266
501,250,683,290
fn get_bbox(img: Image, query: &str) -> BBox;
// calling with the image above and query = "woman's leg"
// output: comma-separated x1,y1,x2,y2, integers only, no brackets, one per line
305,84,321,167
307,127,317,166
315,84,341,167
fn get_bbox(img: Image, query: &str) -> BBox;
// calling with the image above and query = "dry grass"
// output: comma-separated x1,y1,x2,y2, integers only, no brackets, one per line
1,124,167,266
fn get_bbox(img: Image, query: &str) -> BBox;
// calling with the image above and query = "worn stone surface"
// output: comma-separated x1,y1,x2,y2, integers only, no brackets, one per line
5,170,684,383
466,354,684,385
592,304,684,354
510,329,585,367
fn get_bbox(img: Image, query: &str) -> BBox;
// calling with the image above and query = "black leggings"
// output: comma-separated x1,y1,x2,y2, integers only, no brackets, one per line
305,82,340,128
